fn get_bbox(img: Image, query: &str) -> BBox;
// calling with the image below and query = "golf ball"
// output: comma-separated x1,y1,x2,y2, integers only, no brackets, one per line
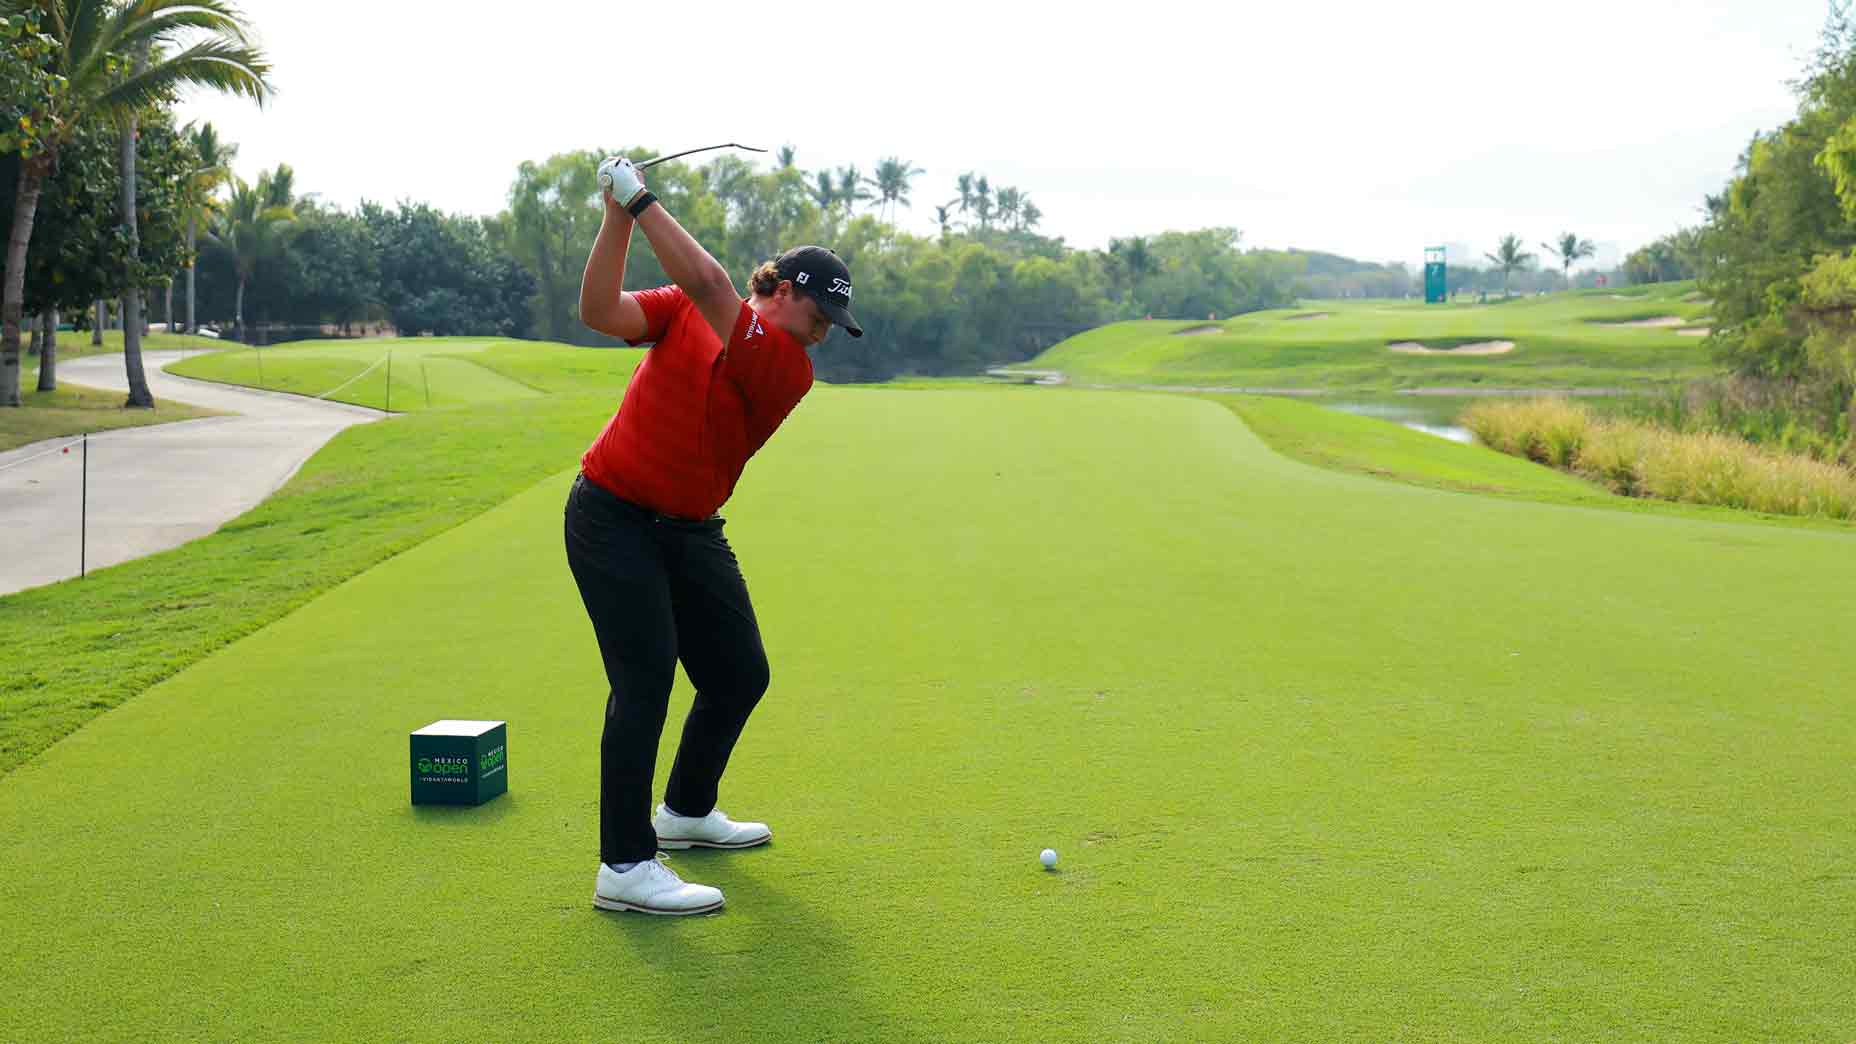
1040,848,1057,868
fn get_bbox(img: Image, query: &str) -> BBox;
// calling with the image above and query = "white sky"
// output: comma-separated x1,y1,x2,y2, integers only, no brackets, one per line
178,0,1831,273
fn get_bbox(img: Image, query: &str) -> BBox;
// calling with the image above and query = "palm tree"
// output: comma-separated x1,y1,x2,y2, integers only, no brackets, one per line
972,175,993,230
807,170,836,211
776,144,796,169
868,156,924,225
181,121,236,334
1019,199,1042,233
0,0,272,408
955,173,975,219
1484,234,1537,296
214,167,295,343
834,164,873,217
932,200,957,239
1541,231,1597,288
995,186,1023,231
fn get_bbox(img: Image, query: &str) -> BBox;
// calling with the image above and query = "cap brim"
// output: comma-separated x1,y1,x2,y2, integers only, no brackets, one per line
816,297,863,338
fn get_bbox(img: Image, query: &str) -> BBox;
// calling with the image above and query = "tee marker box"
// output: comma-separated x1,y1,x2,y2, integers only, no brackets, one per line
410,720,507,806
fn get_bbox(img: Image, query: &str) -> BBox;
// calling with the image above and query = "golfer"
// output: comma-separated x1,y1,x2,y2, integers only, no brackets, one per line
568,155,861,915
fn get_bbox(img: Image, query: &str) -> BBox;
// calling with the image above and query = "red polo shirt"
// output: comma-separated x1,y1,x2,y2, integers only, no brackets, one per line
581,285,815,519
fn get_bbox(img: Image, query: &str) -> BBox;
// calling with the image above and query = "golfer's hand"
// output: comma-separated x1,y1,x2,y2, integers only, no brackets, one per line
598,157,646,209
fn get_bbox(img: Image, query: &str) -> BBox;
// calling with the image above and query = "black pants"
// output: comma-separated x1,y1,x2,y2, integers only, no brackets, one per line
563,474,771,864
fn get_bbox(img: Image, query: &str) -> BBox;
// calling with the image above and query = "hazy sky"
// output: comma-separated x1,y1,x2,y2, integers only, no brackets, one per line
178,0,1832,272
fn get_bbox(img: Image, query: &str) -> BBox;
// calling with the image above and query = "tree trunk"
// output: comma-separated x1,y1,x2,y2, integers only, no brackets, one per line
93,299,104,345
1,163,47,408
28,312,41,356
186,215,197,334
122,106,153,409
164,279,173,334
37,309,58,392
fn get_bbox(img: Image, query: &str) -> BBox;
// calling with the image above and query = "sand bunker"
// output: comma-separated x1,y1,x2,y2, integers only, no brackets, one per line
1285,312,1331,320
1607,316,1686,328
1677,327,1711,337
1174,323,1223,336
1387,340,1516,355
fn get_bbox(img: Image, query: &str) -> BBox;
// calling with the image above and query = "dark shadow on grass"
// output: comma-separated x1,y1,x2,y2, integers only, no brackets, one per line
407,793,521,826
597,846,935,1044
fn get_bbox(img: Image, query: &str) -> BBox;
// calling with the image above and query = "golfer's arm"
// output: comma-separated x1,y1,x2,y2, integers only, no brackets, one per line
633,202,741,344
579,206,649,340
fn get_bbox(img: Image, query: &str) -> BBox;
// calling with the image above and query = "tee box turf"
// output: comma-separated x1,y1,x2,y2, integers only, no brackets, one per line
410,720,507,806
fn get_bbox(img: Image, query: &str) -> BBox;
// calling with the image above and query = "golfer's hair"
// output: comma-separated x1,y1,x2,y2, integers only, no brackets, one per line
748,261,783,297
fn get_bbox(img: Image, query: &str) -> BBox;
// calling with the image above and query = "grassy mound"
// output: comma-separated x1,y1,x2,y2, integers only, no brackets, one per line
1033,284,1714,390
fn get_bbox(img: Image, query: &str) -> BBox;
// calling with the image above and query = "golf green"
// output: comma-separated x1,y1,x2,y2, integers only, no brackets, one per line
1033,283,1716,390
3,386,1852,1040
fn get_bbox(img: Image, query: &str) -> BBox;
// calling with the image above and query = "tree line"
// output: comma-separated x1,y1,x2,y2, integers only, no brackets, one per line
1685,3,1856,450
1,0,270,408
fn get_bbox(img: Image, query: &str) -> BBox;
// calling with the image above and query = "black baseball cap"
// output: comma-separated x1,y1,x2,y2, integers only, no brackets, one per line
775,246,863,337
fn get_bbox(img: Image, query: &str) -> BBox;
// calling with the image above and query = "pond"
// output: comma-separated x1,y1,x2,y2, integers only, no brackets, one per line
1309,394,1484,443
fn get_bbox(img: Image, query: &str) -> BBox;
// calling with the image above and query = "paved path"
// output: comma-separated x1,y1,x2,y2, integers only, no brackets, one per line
0,351,384,596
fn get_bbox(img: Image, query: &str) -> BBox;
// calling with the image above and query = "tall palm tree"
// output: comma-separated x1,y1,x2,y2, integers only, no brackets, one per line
214,166,294,343
0,0,272,408
972,175,993,230
776,144,796,169
182,121,236,334
807,169,836,212
868,156,924,225
955,172,974,219
1484,234,1537,296
994,186,1023,231
1541,231,1597,288
1019,198,1042,233
834,164,873,217
933,200,957,239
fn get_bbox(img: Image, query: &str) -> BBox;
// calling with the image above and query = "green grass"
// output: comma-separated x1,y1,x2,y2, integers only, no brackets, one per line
5,367,1856,1039
1034,282,1716,390
167,337,548,411
2,334,233,451
1216,392,1856,532
0,339,639,776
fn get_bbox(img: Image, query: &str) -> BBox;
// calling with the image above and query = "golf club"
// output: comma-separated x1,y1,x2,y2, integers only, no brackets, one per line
637,143,767,170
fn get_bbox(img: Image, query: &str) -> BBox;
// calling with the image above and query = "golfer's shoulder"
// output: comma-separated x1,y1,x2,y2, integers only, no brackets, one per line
632,284,693,315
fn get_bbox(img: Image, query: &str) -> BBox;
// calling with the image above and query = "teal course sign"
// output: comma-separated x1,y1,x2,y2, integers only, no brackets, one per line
410,720,508,806
1424,246,1447,303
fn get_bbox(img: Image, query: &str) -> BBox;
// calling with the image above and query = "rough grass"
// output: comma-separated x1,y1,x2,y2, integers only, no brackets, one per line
1466,398,1856,519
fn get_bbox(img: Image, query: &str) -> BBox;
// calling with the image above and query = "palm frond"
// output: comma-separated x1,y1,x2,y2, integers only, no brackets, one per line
63,0,120,90
111,0,261,57
91,37,270,117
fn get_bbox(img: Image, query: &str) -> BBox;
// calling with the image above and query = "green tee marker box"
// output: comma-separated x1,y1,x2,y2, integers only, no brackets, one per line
410,720,507,806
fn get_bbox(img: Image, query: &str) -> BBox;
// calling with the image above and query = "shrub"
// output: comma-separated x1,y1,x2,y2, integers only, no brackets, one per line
1469,398,1856,520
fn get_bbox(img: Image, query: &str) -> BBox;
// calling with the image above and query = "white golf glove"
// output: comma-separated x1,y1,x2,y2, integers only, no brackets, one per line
598,156,646,208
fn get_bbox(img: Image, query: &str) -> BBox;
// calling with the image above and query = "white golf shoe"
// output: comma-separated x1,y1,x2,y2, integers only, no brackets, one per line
653,803,773,850
592,856,724,915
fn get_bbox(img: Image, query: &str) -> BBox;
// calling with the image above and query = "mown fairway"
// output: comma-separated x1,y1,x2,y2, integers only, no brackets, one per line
167,337,545,411
3,362,1853,1040
1034,283,1716,390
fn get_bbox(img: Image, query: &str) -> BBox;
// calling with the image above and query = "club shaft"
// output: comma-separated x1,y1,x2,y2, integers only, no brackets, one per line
637,143,767,170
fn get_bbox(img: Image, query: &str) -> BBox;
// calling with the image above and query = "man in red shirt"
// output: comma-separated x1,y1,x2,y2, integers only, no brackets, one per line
569,155,861,916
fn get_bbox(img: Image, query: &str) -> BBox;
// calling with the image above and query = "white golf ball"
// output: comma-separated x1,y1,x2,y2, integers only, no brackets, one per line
1040,848,1057,869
